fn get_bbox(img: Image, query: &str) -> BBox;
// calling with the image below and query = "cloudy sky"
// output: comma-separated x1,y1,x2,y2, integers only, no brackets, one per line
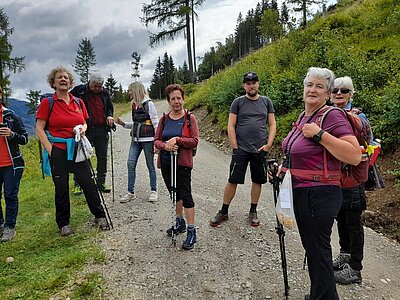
3,0,271,100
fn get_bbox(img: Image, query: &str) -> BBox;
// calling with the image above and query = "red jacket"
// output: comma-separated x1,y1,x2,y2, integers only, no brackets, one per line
154,111,199,169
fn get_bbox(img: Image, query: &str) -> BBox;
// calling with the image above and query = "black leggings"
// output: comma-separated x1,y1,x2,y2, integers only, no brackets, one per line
50,146,105,228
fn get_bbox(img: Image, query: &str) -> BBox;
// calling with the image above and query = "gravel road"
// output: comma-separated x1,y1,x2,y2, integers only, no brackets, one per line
87,100,400,300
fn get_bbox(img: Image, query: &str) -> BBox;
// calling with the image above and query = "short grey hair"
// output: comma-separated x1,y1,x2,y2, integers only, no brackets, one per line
303,67,335,92
334,76,355,95
89,72,104,84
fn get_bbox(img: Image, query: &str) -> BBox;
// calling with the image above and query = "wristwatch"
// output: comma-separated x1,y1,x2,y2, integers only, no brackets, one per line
313,129,325,142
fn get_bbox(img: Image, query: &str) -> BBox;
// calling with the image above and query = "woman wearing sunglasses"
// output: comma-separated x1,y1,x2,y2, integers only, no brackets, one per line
330,76,369,285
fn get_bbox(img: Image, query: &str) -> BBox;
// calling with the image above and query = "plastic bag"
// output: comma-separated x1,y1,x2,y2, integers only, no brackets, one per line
276,170,297,230
75,136,93,163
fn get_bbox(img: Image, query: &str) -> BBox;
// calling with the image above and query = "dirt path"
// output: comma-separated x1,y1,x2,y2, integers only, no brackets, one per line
89,100,400,299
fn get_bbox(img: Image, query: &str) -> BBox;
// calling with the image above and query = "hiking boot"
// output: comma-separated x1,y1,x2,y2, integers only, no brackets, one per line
94,217,109,230
333,252,351,270
98,183,111,193
210,210,229,227
148,190,158,202
248,211,260,227
1,227,16,242
167,218,186,236
120,192,136,203
334,263,362,284
74,186,82,196
182,227,196,250
60,225,74,236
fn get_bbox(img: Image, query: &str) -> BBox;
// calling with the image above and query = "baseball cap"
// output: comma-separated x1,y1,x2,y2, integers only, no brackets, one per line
243,72,259,83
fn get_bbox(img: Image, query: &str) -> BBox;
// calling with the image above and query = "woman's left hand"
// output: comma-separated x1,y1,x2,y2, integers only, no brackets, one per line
0,127,12,137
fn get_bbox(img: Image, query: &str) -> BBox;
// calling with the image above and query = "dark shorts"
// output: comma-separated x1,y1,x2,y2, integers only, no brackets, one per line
228,148,268,184
161,165,194,209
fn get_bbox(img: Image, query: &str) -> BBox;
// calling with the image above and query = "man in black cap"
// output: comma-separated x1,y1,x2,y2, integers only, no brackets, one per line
210,72,276,227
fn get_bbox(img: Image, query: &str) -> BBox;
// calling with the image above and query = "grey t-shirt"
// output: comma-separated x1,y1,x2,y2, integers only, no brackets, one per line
230,95,275,153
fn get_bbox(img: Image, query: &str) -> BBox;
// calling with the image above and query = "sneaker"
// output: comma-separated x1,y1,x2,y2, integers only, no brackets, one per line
120,192,136,203
182,227,197,250
74,186,82,196
248,211,260,227
334,263,362,284
98,183,111,193
60,225,74,236
0,227,16,242
210,210,229,227
166,218,186,236
333,252,351,270
148,190,158,202
94,217,109,230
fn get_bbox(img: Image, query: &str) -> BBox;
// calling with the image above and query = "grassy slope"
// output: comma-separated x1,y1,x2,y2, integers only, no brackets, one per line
0,103,130,299
185,0,400,152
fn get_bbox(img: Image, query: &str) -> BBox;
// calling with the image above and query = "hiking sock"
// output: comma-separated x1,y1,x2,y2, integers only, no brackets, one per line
176,216,184,222
221,204,229,215
250,203,258,213
187,224,195,230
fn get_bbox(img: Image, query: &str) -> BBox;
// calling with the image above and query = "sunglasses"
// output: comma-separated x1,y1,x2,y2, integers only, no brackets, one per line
332,88,350,94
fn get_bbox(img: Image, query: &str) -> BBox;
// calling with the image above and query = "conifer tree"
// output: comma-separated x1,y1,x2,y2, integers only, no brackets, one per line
0,8,25,105
105,73,118,102
72,37,96,83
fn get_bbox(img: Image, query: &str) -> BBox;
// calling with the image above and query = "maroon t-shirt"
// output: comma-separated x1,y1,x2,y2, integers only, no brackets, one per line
88,91,105,126
36,93,88,149
282,108,354,188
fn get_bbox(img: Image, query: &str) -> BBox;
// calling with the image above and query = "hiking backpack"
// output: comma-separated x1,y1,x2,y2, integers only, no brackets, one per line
318,106,372,188
162,109,197,156
40,94,83,128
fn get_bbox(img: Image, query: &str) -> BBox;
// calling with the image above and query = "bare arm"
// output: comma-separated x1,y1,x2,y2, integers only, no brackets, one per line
227,113,238,149
258,112,276,152
36,119,52,154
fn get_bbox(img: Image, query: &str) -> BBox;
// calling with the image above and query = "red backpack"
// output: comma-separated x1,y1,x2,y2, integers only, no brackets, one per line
318,107,372,188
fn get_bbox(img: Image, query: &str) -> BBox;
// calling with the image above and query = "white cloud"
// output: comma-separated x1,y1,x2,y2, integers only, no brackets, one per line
3,0,283,99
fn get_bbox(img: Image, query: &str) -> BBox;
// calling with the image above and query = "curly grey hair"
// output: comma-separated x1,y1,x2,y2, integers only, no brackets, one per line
47,66,74,89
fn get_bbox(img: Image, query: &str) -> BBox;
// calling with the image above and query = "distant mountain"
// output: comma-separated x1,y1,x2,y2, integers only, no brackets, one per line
6,98,36,136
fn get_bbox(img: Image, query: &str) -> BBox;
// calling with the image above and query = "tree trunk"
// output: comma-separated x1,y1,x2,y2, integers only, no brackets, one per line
185,0,194,82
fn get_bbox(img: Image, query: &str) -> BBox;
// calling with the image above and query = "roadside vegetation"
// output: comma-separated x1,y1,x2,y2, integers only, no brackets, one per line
0,103,130,299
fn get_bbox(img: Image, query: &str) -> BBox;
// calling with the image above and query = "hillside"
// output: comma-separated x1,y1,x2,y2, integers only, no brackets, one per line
185,0,400,240
6,98,36,135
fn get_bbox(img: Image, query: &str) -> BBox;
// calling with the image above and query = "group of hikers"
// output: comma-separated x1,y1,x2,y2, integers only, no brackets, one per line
0,65,379,299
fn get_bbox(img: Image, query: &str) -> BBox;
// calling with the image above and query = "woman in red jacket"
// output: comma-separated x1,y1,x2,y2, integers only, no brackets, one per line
154,84,199,250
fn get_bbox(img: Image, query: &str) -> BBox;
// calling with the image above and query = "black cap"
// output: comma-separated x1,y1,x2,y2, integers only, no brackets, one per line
243,72,259,83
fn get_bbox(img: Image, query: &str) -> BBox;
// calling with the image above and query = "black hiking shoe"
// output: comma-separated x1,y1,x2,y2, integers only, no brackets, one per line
334,263,362,284
182,227,196,250
167,218,186,236
210,210,229,227
332,252,351,270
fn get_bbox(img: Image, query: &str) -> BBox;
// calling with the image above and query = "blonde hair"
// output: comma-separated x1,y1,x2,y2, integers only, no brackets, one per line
128,82,148,106
47,66,74,89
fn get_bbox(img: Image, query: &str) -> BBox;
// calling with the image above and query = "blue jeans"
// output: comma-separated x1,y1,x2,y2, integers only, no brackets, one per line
0,166,23,228
127,141,157,193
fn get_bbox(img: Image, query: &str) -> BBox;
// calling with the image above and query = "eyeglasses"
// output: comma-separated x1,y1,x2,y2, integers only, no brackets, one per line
332,88,350,94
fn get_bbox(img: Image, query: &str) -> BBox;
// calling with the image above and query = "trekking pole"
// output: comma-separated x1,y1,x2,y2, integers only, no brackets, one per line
170,151,178,247
38,140,45,179
80,139,113,230
268,159,290,299
109,124,116,203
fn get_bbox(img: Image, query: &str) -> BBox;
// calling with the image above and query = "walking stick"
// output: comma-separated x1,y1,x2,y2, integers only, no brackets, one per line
170,151,178,246
80,139,113,230
38,140,45,179
109,124,116,203
268,159,290,299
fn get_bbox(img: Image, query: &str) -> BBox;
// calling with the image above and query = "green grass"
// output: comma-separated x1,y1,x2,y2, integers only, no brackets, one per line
0,139,106,300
